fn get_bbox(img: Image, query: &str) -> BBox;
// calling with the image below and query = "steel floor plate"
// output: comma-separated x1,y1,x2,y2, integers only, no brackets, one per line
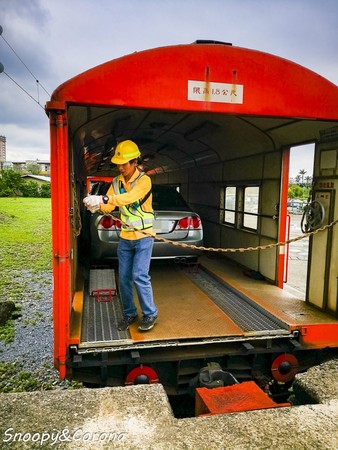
80,268,130,347
80,265,289,348
184,269,288,332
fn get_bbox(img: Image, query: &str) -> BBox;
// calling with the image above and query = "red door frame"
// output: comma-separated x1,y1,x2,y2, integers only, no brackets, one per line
49,110,70,379
277,147,290,288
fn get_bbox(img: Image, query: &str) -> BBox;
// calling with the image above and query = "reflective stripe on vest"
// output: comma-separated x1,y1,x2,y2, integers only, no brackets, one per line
112,174,154,231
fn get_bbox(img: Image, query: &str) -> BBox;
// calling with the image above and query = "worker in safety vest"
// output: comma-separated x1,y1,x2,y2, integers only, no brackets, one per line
83,140,158,331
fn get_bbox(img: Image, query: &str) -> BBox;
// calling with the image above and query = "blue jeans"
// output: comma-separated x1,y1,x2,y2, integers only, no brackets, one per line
117,237,158,318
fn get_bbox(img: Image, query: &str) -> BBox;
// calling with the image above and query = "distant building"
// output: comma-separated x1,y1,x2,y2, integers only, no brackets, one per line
0,136,6,169
3,159,50,176
11,161,26,173
21,174,51,185
29,160,50,176
0,136,50,174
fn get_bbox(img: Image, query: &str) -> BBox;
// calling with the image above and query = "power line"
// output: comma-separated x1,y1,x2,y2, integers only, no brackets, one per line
0,24,51,107
0,67,45,110
0,24,51,96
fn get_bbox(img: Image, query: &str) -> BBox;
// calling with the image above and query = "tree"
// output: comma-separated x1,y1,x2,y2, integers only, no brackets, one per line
26,163,41,175
20,181,40,197
288,184,310,201
0,169,51,198
305,175,312,188
298,169,307,187
40,183,51,198
290,169,312,201
0,170,22,196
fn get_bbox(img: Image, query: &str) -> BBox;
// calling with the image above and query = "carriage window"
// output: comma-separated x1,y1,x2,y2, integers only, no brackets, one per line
243,186,259,229
224,186,236,224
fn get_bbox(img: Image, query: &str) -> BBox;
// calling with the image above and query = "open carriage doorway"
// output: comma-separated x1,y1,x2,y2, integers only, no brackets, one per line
284,144,315,298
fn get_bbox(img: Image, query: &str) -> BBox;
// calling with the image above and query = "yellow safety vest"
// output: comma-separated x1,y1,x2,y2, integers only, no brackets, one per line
112,174,154,231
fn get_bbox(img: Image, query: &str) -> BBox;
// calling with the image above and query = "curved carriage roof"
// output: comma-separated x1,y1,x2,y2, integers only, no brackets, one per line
48,42,338,120
46,43,338,175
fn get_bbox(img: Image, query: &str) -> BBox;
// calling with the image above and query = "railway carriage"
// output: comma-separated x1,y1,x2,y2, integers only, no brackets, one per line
46,41,338,402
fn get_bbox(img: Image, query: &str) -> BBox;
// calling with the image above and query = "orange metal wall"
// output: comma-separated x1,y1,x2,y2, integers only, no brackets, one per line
47,44,338,120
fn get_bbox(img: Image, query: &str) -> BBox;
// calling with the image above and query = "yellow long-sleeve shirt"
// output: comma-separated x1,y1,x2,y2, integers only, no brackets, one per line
99,169,154,240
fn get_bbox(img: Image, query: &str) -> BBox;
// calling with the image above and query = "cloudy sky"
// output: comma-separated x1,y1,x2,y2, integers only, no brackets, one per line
1,0,338,177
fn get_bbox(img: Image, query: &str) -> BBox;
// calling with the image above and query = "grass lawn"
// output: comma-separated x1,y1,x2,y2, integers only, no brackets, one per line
0,197,82,391
0,197,51,271
0,197,52,309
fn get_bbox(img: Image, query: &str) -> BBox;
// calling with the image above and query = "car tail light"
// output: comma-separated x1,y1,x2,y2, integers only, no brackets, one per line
177,217,190,229
99,216,121,230
176,216,202,230
100,216,114,229
191,216,202,229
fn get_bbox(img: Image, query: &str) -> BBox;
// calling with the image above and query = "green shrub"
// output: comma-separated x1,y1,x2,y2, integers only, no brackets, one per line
0,170,51,198
0,170,22,196
20,180,41,197
40,182,51,198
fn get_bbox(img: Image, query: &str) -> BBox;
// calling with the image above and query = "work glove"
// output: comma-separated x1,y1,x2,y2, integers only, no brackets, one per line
87,204,101,214
83,195,102,213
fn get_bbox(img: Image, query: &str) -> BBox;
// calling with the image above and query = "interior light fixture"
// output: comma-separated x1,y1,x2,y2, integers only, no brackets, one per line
112,116,131,137
141,153,156,162
184,121,218,141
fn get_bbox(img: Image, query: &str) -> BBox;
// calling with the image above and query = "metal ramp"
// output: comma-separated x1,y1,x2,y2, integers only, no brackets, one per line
80,268,132,348
80,265,289,350
184,268,289,333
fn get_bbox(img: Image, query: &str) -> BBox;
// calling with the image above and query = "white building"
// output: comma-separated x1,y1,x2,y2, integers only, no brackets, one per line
0,135,6,168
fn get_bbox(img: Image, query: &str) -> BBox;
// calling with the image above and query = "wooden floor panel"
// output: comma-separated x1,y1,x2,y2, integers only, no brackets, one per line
129,265,243,342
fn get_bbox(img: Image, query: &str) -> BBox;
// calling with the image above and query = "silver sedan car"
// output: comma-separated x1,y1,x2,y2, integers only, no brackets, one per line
88,183,203,262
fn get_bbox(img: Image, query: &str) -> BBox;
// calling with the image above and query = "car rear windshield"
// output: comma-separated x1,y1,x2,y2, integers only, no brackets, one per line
152,185,190,211
90,181,190,211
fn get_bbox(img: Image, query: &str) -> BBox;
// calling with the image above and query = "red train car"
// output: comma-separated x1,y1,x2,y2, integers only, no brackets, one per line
46,41,338,400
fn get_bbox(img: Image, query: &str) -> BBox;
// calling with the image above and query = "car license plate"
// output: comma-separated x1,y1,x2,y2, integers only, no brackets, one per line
153,220,175,234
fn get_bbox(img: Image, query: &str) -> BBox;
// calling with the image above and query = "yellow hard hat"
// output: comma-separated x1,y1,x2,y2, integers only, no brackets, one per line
111,140,141,165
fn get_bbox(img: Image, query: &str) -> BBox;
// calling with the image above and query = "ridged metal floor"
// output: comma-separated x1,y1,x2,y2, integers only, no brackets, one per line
80,266,288,348
185,269,288,332
81,269,131,347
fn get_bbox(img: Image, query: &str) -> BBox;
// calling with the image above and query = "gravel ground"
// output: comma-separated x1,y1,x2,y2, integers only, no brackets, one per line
0,269,78,390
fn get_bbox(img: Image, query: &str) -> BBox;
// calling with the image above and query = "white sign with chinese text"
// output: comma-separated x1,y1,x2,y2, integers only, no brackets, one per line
188,80,244,104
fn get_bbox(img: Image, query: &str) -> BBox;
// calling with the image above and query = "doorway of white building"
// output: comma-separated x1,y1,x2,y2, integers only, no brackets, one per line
285,144,315,298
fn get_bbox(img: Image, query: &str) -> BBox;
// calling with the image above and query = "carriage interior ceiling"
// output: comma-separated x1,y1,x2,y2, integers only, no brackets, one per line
69,106,337,179
66,105,336,281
